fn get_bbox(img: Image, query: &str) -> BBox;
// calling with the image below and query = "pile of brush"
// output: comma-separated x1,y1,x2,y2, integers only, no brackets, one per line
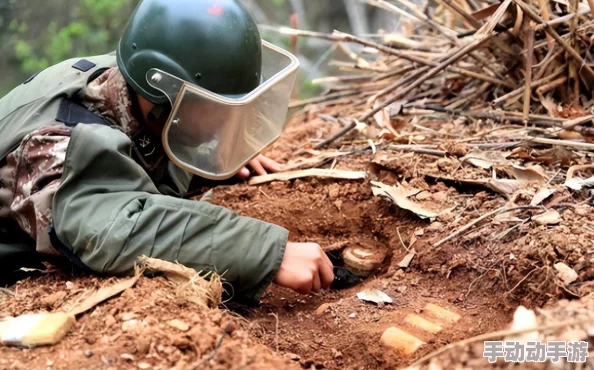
284,0,594,148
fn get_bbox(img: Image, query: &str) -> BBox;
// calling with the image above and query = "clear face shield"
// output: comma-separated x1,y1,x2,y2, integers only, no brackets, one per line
146,41,299,180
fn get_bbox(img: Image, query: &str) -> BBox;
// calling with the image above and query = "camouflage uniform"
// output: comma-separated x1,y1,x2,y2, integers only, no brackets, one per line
0,60,287,303
0,69,144,255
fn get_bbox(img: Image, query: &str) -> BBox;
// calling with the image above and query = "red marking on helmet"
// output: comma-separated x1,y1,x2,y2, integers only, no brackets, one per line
207,4,224,16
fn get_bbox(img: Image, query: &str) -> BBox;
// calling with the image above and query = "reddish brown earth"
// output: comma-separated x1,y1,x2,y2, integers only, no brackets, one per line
2,114,591,369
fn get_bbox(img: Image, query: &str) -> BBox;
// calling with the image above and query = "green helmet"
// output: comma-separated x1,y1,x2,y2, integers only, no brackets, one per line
116,0,263,104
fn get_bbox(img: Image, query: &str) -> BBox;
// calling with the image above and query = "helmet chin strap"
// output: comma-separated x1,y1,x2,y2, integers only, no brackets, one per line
148,103,170,123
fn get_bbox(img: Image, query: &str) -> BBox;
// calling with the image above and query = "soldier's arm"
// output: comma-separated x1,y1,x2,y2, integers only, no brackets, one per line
1,125,73,255
52,123,288,302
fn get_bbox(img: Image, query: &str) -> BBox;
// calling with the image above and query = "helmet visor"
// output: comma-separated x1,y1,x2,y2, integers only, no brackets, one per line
146,41,299,180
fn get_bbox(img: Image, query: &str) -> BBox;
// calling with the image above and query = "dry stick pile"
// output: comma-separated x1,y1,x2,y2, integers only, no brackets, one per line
277,0,594,299
289,0,594,144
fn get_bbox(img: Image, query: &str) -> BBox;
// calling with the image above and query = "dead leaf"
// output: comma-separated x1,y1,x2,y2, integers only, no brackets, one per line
460,150,510,169
564,176,594,191
373,101,391,129
371,181,445,219
530,187,556,206
554,262,578,285
68,268,142,316
494,210,524,223
355,119,377,139
532,210,561,225
540,94,559,117
506,165,547,183
425,175,527,197
486,179,527,196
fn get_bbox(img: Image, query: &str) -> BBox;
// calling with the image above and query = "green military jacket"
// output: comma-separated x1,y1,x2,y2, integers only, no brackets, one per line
0,54,288,303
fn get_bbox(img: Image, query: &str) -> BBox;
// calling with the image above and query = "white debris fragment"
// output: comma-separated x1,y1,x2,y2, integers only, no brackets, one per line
554,262,578,285
356,289,393,304
504,306,538,344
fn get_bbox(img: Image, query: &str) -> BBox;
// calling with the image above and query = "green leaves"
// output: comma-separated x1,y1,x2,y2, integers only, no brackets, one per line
9,0,139,75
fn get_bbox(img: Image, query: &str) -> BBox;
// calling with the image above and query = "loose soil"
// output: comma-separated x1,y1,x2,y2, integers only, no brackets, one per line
1,114,592,369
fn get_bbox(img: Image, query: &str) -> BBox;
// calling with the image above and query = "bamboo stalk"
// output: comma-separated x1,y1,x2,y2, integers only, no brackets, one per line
360,34,494,122
492,67,565,105
535,75,568,94
333,31,513,88
523,23,536,122
513,0,594,79
434,0,482,29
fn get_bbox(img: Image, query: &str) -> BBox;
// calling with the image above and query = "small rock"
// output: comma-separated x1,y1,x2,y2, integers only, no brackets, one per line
65,281,74,290
138,363,151,370
331,348,343,359
104,315,116,328
414,228,424,236
167,319,190,332
84,350,94,358
504,306,538,343
415,191,432,201
46,360,54,367
575,205,592,217
120,312,138,321
532,210,561,225
427,222,443,231
286,353,300,361
121,354,136,362
431,191,448,202
40,291,67,308
349,313,356,318
554,262,578,285
83,333,97,345
122,319,139,332
100,355,112,366
315,303,332,316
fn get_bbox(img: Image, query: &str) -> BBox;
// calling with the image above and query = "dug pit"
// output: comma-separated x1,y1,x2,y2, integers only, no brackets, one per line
212,176,515,369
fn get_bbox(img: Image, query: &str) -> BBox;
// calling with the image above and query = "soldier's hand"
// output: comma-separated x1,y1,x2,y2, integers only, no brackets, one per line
237,154,282,179
274,242,334,294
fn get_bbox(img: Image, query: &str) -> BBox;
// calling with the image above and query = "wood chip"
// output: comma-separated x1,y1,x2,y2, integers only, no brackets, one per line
398,249,417,268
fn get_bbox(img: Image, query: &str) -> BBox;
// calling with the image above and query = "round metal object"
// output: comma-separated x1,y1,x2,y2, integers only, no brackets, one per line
342,245,387,277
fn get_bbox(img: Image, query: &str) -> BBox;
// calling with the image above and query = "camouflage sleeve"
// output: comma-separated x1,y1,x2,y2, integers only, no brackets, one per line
0,125,72,255
53,123,288,303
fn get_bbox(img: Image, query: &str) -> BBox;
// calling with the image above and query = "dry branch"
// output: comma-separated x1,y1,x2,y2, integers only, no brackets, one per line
249,169,367,185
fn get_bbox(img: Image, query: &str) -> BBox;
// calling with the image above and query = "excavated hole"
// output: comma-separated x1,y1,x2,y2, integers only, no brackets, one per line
213,178,521,369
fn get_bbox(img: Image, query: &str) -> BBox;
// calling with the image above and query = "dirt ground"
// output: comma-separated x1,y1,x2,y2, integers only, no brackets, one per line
2,113,594,370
